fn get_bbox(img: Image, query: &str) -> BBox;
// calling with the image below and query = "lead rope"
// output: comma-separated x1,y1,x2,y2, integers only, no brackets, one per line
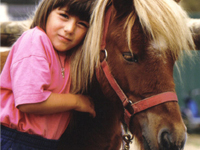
122,122,133,150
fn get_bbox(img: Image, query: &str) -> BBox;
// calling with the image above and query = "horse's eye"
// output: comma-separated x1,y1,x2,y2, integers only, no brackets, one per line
123,52,138,63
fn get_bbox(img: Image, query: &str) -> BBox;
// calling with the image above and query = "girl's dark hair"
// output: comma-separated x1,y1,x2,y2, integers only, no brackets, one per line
30,0,94,30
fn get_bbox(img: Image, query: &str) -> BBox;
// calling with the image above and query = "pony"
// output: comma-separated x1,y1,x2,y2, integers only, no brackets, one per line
1,0,200,149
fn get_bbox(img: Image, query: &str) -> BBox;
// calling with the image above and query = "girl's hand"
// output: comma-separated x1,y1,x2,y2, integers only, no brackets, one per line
74,95,96,118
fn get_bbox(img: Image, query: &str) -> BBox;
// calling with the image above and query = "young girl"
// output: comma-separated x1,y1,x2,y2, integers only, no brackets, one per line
0,0,95,149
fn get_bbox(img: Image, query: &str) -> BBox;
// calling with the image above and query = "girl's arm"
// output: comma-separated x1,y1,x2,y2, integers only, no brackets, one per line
17,93,96,117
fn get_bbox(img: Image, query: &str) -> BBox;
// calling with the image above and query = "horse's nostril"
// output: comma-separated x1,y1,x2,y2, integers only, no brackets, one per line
160,131,171,149
159,130,187,150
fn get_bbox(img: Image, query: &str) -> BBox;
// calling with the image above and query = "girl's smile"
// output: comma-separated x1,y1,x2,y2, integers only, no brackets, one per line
58,34,72,43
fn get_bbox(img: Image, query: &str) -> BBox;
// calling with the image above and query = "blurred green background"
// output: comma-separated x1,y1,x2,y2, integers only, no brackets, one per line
174,0,200,108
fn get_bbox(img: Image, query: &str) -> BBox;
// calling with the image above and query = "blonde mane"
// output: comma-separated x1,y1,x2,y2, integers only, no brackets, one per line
70,0,196,93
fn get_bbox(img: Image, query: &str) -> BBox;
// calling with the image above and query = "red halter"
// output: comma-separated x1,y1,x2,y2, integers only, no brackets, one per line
99,6,178,127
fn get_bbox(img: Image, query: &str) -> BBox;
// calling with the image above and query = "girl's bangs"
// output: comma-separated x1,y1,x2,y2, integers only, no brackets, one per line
53,0,92,22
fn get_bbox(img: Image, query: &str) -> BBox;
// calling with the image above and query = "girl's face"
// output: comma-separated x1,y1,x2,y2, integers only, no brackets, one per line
46,7,89,52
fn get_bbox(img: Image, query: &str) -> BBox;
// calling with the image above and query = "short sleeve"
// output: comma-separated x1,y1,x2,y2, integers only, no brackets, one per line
11,55,52,107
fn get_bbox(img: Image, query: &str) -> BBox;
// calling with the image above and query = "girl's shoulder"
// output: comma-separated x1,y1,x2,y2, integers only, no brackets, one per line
11,27,54,64
14,26,53,53
21,26,50,44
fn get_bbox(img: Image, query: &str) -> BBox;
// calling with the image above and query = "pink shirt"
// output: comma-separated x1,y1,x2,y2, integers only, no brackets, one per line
0,27,71,140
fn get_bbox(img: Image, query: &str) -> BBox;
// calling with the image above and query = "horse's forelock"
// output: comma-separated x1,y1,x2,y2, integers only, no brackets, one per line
95,0,195,61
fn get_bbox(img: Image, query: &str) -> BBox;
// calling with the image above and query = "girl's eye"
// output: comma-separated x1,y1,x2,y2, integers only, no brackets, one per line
60,13,69,19
78,22,89,28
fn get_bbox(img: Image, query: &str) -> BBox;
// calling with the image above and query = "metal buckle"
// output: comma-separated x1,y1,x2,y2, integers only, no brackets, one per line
122,134,133,150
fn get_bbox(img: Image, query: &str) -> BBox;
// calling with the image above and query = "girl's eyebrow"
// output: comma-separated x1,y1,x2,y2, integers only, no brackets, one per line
63,10,69,14
59,7,68,12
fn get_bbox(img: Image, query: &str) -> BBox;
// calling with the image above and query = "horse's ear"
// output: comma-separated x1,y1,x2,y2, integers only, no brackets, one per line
174,0,181,2
112,0,133,13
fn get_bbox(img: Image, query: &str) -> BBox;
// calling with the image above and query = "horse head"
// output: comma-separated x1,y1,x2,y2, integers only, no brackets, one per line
86,0,196,149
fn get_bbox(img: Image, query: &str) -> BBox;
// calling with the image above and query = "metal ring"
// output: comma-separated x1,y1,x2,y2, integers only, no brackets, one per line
101,49,108,60
128,100,133,105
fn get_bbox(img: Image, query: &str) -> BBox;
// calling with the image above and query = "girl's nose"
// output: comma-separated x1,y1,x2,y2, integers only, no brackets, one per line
64,19,76,34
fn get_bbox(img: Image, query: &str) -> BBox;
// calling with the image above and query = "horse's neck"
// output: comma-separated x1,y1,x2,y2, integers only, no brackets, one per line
90,76,122,120
90,75,124,119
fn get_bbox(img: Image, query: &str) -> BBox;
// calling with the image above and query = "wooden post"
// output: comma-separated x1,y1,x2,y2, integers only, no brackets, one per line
0,20,31,46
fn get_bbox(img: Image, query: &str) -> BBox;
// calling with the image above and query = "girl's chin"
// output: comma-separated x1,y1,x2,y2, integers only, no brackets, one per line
54,45,71,52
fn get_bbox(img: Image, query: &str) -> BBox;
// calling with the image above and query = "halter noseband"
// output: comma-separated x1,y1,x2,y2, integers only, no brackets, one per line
99,6,178,127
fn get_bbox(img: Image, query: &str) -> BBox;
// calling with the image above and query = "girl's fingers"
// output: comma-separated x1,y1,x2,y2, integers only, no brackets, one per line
89,103,96,118
89,109,96,118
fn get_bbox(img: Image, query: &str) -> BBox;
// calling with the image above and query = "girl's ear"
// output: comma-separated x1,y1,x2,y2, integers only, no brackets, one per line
112,0,133,14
